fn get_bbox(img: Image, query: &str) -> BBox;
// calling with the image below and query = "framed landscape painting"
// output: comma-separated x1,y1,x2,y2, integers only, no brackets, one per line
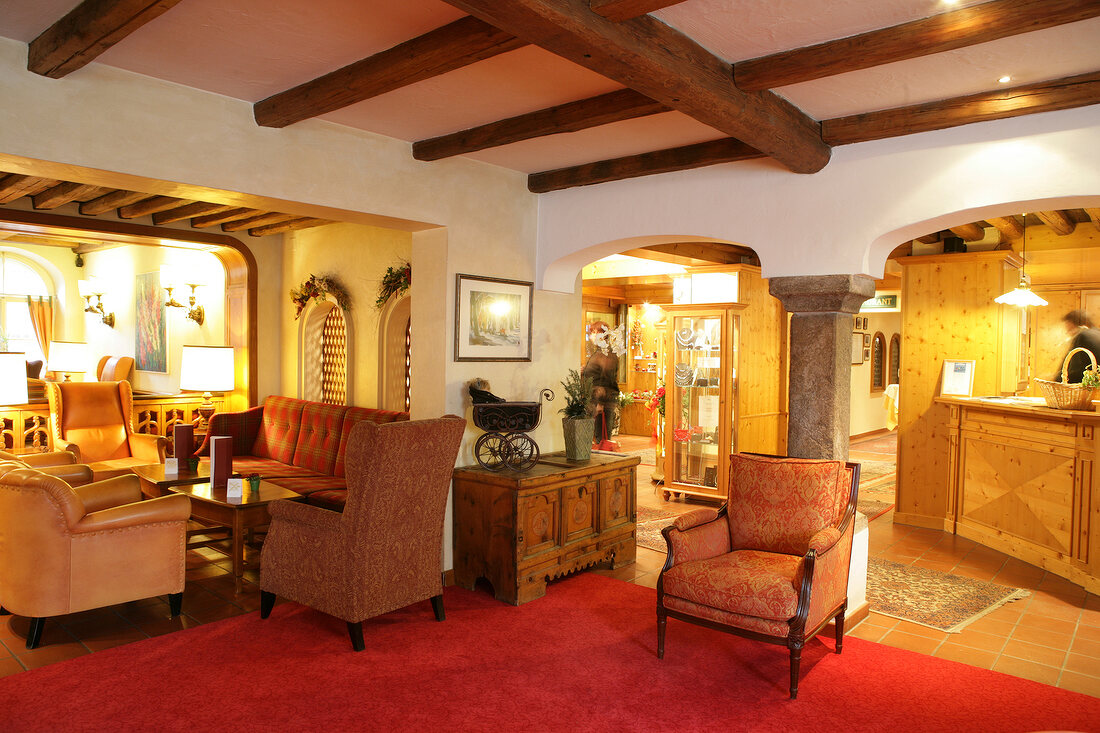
135,271,167,372
454,274,533,362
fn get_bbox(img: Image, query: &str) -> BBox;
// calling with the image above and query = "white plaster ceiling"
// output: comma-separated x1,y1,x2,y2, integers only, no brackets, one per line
0,0,1097,174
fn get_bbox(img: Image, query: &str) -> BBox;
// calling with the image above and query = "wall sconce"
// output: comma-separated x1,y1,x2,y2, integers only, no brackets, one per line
160,266,205,325
77,278,115,328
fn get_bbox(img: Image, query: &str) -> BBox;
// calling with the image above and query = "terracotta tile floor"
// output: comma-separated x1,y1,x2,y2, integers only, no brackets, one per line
2,434,1098,699
593,433,1100,698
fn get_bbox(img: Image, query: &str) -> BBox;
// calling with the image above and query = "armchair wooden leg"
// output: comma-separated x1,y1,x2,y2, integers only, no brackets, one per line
26,617,45,650
657,610,667,659
834,604,847,654
788,640,804,700
430,594,445,622
259,591,275,619
347,621,365,652
0,606,9,615
168,592,183,618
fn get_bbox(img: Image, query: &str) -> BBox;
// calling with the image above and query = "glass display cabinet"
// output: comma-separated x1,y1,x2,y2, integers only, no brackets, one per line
662,305,742,501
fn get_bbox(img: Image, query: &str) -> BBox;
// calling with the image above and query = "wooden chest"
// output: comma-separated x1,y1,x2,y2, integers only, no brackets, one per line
452,452,639,605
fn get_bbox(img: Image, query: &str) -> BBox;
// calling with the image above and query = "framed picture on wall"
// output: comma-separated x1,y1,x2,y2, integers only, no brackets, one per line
863,333,871,347
941,359,976,396
851,333,863,365
454,274,533,362
135,272,167,372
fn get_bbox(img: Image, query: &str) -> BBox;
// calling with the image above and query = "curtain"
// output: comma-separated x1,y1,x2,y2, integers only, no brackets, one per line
26,295,53,363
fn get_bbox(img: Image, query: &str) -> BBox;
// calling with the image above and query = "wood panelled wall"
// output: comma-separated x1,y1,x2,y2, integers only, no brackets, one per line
895,252,1021,530
735,266,789,454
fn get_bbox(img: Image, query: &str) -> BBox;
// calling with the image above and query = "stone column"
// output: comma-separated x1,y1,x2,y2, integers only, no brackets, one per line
769,275,876,460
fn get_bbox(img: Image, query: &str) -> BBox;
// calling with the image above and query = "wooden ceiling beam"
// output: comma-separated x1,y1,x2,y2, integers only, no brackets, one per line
1035,209,1076,235
79,190,150,215
529,137,764,193
822,71,1100,145
413,89,668,160
733,0,1100,91
117,195,187,219
641,242,747,264
987,215,1024,239
248,218,331,237
914,233,941,244
1085,208,1100,232
190,207,263,228
620,248,701,267
444,0,830,173
949,223,985,241
588,0,686,22
0,175,59,204
254,17,527,128
152,202,235,225
32,182,108,210
28,0,183,79
221,212,297,233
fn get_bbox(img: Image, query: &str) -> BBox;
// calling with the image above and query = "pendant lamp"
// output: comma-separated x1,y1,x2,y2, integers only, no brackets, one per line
994,213,1048,307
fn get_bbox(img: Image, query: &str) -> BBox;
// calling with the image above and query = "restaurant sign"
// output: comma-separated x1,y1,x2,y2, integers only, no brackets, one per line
862,293,900,312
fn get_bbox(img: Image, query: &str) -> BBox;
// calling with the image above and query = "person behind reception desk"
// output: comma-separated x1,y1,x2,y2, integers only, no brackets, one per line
1054,309,1100,383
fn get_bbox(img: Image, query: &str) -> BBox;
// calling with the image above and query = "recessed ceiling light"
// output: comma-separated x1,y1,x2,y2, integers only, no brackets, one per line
998,75,1012,84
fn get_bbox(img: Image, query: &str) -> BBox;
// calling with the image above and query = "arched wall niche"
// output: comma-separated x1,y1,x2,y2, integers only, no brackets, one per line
297,295,353,405
377,294,410,412
0,208,257,410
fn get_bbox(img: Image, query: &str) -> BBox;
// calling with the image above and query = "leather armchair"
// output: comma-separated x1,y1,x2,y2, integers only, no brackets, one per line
0,463,191,648
0,449,93,487
259,415,466,650
657,453,860,699
97,355,135,382
46,380,167,481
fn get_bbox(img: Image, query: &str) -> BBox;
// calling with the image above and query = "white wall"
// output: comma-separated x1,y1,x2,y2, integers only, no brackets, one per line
535,106,1100,291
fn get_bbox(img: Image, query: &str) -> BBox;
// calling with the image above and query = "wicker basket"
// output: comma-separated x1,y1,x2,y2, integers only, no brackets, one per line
1034,347,1098,411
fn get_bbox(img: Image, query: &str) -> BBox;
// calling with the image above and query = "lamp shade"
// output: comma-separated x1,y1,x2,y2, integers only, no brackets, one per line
47,341,89,374
179,345,234,392
0,352,29,404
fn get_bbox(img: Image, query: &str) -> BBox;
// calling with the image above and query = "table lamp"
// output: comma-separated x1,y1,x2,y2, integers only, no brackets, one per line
47,341,88,381
179,345,234,427
0,352,29,405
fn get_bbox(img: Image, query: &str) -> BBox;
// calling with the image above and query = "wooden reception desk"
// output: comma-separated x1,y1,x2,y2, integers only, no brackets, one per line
937,396,1100,593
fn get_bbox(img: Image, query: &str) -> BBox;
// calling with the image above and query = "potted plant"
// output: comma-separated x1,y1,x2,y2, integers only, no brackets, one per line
559,369,595,460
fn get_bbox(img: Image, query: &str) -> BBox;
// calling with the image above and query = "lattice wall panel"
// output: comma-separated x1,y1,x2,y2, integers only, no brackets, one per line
321,306,347,405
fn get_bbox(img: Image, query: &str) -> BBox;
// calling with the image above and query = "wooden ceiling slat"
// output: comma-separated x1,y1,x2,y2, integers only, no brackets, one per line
0,175,60,204
821,71,1100,146
190,207,263,228
413,89,669,160
79,190,151,215
445,0,829,174
1085,208,1100,233
32,182,108,210
221,212,297,232
254,17,527,128
987,216,1024,239
528,137,764,193
28,0,184,79
248,218,331,237
152,202,234,225
588,0,686,22
949,223,985,241
733,0,1100,91
641,242,747,264
1036,209,1076,235
117,195,187,219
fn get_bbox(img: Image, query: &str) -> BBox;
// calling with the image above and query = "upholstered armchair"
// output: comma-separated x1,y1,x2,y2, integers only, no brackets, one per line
657,453,860,699
260,415,466,651
0,449,93,487
46,380,167,481
0,463,190,648
96,355,135,382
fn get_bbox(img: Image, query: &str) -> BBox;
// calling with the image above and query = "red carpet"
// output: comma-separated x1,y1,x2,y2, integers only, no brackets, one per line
2,573,1096,732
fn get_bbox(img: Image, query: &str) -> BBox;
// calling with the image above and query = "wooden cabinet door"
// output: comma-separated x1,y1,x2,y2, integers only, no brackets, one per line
562,479,597,545
599,471,632,531
517,490,559,559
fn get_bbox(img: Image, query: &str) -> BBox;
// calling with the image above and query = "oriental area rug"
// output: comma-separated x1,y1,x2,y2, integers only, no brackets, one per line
867,557,1030,633
2,573,1095,732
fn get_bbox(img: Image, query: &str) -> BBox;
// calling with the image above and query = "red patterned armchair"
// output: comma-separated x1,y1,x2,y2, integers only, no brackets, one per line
657,453,860,699
259,415,466,651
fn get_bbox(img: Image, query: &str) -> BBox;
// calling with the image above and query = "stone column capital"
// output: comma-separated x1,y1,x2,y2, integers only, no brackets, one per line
768,274,876,314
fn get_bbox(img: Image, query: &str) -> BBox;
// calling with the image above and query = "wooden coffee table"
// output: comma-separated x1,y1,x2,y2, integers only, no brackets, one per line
133,465,303,593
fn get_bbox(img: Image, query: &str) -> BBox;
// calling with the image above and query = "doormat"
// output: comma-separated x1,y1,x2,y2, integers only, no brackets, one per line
867,557,1030,633
858,478,895,521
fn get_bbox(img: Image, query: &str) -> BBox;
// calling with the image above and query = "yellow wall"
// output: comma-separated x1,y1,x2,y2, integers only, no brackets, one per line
849,309,903,436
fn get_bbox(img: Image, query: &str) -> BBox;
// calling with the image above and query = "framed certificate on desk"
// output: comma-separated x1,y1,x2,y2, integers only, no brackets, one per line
941,359,976,396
